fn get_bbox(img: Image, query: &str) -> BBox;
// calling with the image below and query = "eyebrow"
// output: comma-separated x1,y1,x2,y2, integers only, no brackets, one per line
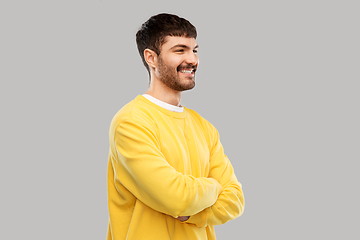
170,44,199,50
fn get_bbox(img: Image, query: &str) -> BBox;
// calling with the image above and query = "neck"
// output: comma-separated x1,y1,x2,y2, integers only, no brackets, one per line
145,75,182,107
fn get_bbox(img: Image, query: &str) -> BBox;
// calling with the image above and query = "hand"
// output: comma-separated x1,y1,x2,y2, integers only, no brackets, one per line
177,216,190,222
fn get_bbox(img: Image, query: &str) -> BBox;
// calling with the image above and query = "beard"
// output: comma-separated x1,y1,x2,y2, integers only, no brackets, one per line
157,56,196,92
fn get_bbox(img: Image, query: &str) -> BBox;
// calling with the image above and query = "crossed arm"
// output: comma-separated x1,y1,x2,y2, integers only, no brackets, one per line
112,119,244,225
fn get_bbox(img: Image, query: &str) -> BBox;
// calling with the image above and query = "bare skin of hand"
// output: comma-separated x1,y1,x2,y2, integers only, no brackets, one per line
177,216,190,222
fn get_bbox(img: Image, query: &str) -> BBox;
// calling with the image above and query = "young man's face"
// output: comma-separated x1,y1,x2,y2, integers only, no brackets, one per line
155,36,199,91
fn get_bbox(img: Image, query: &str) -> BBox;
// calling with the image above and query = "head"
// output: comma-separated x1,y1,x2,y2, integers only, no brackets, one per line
136,13,197,75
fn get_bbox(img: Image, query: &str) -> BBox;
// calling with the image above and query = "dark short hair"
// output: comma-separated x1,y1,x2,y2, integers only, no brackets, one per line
136,13,197,73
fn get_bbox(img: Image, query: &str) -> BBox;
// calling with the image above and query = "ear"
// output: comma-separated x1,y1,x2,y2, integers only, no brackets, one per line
144,49,157,70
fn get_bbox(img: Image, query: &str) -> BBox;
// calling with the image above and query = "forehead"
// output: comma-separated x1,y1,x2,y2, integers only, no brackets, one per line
161,36,198,50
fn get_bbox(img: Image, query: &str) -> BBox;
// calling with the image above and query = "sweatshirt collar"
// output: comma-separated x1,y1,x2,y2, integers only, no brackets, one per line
142,94,184,113
137,95,187,119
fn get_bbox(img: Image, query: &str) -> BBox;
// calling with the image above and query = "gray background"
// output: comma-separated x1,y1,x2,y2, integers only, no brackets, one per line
1,0,359,239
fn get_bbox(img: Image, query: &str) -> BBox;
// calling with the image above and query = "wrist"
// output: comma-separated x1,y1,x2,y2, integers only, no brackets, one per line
177,216,190,222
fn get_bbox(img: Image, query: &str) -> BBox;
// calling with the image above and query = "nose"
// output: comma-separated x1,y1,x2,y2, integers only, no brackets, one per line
185,52,199,67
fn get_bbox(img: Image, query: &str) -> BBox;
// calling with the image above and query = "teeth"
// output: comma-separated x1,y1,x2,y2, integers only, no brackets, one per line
180,70,193,74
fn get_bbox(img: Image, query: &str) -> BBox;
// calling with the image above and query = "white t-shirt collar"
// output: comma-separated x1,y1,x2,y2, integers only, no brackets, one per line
142,94,184,113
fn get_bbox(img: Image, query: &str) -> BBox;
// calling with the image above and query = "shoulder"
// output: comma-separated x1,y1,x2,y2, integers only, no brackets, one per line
186,108,216,131
109,96,158,136
185,108,224,154
185,108,219,143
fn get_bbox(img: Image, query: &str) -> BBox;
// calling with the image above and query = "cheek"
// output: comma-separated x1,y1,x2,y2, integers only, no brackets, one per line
160,55,184,71
172,61,183,69
168,57,185,68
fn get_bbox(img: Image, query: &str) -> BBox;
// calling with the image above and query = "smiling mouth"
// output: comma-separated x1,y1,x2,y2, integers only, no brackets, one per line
180,69,194,74
178,67,196,75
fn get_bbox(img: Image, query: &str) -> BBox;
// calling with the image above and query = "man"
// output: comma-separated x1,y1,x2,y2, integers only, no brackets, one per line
107,13,244,240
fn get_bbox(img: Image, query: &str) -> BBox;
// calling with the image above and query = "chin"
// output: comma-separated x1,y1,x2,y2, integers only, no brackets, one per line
181,82,196,91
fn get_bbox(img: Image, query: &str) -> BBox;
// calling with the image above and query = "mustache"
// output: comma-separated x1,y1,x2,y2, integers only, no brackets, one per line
177,65,197,72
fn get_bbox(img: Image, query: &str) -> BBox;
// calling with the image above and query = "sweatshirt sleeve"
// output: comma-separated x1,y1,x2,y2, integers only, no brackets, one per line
110,119,223,218
185,125,245,227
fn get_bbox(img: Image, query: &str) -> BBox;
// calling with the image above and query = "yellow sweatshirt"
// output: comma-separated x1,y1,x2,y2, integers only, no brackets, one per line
107,95,244,240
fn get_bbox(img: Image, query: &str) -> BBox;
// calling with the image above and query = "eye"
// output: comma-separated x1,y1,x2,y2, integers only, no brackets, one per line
176,49,184,53
193,49,198,54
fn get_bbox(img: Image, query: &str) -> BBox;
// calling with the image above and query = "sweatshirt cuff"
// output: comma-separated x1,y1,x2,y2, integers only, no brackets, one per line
185,207,211,228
